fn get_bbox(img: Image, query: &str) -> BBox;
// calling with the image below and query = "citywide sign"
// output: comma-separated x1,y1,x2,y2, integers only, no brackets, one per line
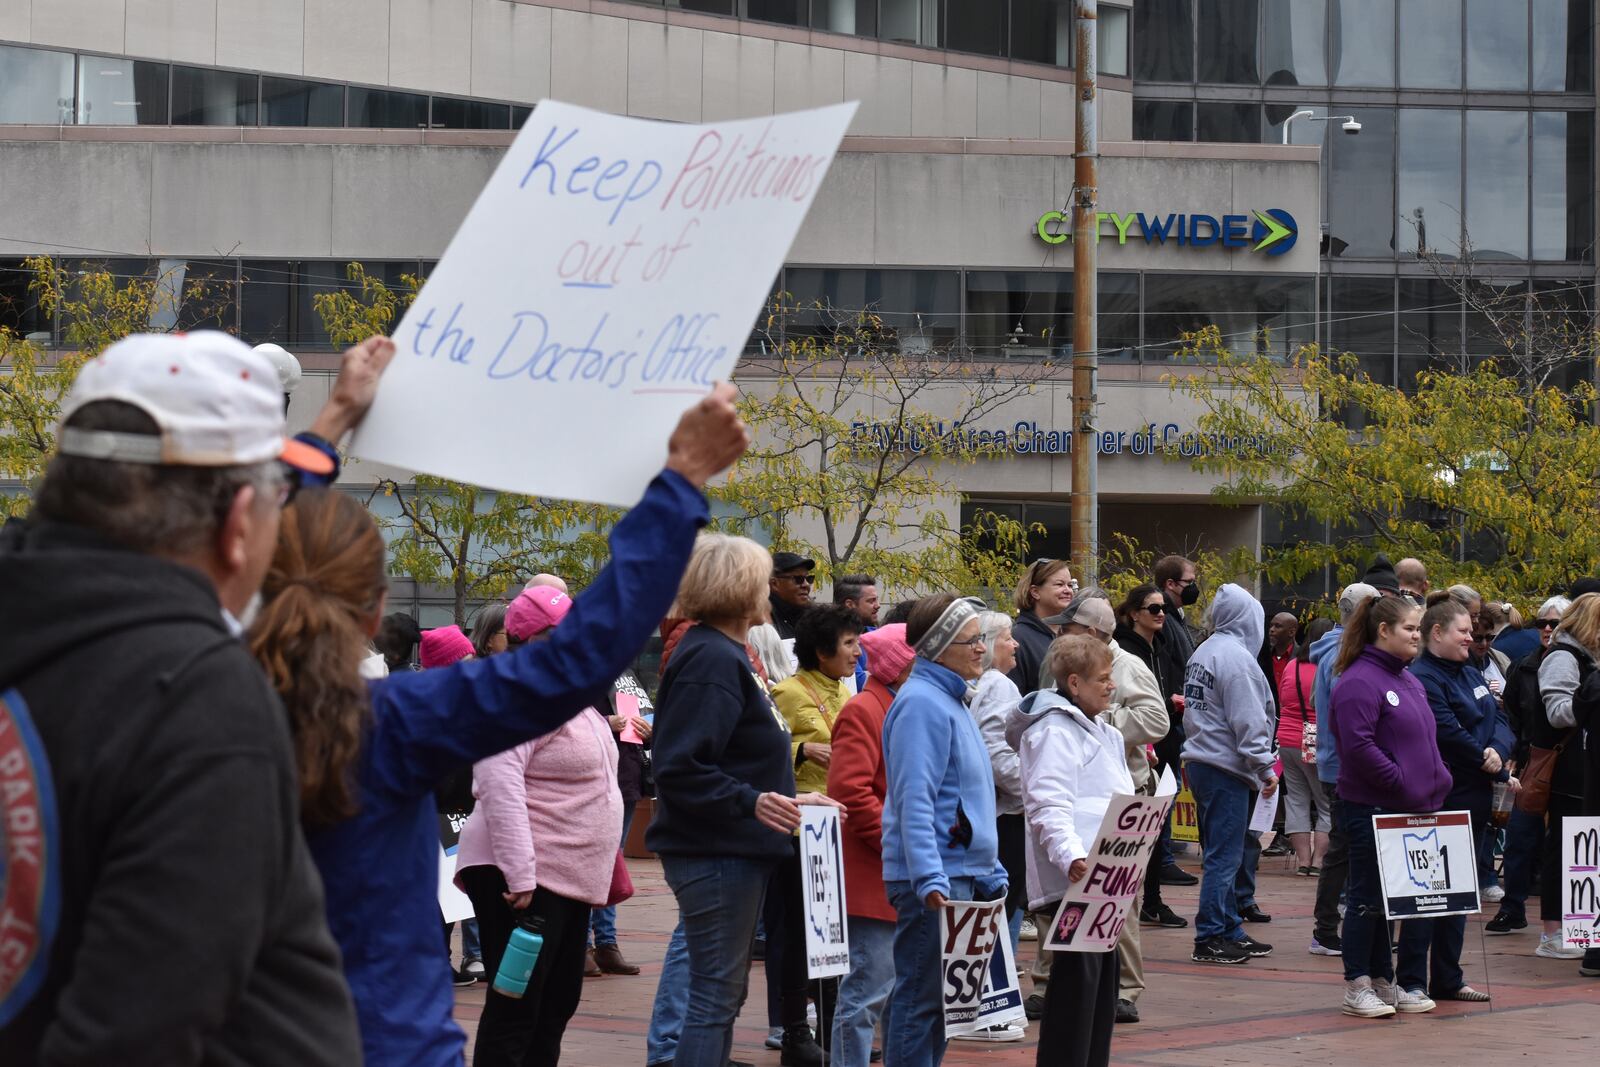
1034,208,1298,256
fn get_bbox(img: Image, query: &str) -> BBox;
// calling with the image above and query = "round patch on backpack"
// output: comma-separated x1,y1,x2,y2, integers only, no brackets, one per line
0,688,61,1027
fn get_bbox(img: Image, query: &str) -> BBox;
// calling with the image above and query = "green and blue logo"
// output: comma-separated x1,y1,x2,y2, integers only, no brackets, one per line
1034,208,1298,255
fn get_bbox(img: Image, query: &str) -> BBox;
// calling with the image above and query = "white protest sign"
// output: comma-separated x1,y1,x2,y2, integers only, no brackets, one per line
438,844,474,924
1044,767,1178,954
939,897,1006,1037
799,804,850,979
351,99,857,506
1374,810,1480,918
1561,816,1600,949
972,918,1027,1032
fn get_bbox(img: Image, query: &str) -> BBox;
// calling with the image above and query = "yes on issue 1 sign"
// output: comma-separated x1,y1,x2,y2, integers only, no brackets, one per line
939,897,1007,1037
351,99,856,507
799,805,849,980
1374,811,1480,918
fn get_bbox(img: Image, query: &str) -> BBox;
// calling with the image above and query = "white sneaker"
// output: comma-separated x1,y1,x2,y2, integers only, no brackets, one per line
952,1023,1027,1042
1537,934,1585,959
1019,918,1039,941
1373,979,1435,1013
1482,885,1505,903
1342,977,1397,1018
765,1027,784,1050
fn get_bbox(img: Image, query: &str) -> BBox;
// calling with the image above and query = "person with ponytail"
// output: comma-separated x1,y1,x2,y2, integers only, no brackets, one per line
1326,596,1451,1020
248,386,749,1066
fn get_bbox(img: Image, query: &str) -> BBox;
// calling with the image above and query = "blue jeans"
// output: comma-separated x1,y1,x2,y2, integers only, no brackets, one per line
644,919,689,1066
830,915,895,1067
661,854,777,1067
1397,914,1466,994
885,876,977,1067
1500,806,1544,913
1237,803,1261,910
589,799,637,947
1188,762,1250,943
1339,800,1395,983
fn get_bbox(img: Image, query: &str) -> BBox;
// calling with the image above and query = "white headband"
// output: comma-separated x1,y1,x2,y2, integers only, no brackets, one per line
913,597,986,662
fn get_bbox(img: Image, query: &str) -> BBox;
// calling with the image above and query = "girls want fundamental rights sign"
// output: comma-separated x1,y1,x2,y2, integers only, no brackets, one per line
351,100,856,506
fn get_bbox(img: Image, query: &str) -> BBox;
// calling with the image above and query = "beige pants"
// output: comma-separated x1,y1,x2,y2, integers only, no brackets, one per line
1117,908,1144,1002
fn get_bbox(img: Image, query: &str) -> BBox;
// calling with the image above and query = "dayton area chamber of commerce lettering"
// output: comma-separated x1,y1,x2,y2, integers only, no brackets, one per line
849,420,1287,459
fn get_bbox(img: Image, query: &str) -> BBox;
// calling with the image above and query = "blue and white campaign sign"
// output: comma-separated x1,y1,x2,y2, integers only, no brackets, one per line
351,99,856,506
799,804,849,980
1375,811,1480,918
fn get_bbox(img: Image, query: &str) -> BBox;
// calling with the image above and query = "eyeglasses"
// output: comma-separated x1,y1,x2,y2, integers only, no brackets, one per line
948,636,987,648
1140,604,1165,617
1537,618,1561,630
1177,577,1197,588
777,573,814,585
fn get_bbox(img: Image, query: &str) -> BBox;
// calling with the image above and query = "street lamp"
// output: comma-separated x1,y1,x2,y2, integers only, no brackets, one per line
252,343,303,413
1281,109,1362,144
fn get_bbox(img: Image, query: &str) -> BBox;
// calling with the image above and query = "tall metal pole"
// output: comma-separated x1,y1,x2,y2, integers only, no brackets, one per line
1070,0,1099,586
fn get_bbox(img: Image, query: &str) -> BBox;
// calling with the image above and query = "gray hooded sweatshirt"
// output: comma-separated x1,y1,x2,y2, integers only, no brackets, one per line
1178,584,1276,789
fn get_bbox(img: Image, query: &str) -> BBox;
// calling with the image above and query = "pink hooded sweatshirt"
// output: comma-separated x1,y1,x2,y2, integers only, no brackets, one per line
454,706,622,905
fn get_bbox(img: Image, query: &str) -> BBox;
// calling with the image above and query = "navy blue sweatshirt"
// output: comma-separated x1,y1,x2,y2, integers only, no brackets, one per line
647,624,796,859
1408,650,1511,808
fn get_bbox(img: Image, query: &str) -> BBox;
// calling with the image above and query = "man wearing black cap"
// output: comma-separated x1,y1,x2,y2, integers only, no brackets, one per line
1362,554,1402,598
769,551,816,640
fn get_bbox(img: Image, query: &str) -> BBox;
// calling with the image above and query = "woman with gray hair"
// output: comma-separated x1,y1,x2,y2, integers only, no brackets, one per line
967,611,1029,970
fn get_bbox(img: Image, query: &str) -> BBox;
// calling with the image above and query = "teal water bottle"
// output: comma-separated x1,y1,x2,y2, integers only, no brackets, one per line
491,913,545,998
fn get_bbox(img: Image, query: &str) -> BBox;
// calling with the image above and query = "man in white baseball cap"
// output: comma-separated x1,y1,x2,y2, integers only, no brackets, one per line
0,330,392,1064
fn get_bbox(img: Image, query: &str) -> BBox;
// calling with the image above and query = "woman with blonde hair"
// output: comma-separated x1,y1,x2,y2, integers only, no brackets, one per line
246,392,746,1065
645,533,842,1067
1010,558,1074,695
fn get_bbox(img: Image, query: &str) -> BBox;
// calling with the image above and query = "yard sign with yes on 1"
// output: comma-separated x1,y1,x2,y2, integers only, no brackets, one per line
1563,816,1600,949
350,99,857,506
799,805,849,979
1374,811,1480,918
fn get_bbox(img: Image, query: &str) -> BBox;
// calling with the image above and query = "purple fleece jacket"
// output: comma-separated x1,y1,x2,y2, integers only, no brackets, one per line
1328,646,1451,812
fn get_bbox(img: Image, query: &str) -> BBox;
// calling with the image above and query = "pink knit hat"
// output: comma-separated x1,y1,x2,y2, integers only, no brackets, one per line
506,585,572,641
419,625,475,669
861,623,914,685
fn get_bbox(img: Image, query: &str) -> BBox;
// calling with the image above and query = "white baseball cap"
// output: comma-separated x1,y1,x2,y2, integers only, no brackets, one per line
55,330,333,476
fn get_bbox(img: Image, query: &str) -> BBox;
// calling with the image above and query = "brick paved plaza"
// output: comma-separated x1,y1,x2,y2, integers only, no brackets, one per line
452,851,1600,1066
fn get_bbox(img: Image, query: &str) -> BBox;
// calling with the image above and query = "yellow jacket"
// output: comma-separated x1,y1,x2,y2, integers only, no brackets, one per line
772,668,849,795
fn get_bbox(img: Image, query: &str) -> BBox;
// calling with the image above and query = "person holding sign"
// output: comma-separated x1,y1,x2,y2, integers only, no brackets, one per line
1402,596,1512,996
246,384,751,1066
1005,635,1132,1067
881,594,1008,1067
645,534,844,1067
1327,596,1451,1019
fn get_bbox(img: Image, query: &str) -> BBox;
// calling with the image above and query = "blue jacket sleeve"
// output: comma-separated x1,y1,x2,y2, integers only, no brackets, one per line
886,699,954,903
363,470,707,802
651,678,764,821
292,432,342,487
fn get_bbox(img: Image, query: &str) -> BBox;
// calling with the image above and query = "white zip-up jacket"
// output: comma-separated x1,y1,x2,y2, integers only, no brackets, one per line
1005,689,1136,911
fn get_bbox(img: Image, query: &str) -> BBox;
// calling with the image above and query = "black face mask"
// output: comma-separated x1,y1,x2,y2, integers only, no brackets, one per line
1180,582,1201,607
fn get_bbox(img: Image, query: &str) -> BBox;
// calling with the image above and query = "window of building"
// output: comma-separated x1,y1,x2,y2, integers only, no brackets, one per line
964,271,1072,359
1195,101,1261,142
1329,275,1396,384
171,66,259,125
347,87,429,129
785,268,961,355
168,259,240,333
1466,0,1529,90
1463,277,1527,366
1327,106,1395,258
1397,277,1462,384
880,0,939,46
1133,98,1194,139
1197,0,1260,84
673,0,737,13
76,57,169,124
1011,0,1071,67
945,0,1008,57
1531,278,1596,390
431,97,511,129
1098,273,1141,360
744,0,805,25
1465,110,1529,258
1532,0,1594,92
262,76,345,127
1133,0,1194,81
812,0,879,35
1330,0,1395,87
1262,0,1325,87
1398,0,1461,88
512,105,533,129
1143,273,1314,361
1099,6,1130,76
0,44,74,124
1396,108,1462,258
0,259,52,338
1532,110,1595,261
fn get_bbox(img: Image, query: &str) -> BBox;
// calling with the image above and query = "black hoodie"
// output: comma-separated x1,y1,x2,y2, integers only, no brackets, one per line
0,520,359,1066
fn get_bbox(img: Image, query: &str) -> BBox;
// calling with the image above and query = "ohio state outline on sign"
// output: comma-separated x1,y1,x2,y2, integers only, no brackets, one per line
0,688,60,1027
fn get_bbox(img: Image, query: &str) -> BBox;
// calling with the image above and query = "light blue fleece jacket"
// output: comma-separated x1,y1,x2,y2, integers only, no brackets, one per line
1179,584,1276,789
882,657,1007,902
1311,625,1345,785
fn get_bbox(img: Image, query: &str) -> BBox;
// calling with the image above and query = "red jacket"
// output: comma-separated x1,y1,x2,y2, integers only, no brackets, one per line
828,678,896,922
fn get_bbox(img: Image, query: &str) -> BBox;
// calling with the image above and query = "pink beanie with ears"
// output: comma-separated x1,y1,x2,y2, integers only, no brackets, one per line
419,625,475,669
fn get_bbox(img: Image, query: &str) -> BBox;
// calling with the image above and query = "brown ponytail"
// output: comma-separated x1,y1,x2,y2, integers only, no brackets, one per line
1334,595,1420,674
249,488,388,827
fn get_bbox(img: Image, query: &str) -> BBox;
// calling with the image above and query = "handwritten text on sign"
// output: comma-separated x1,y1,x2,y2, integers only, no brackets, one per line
350,100,856,506
940,897,1007,1036
1045,768,1178,953
1562,816,1600,950
799,805,850,980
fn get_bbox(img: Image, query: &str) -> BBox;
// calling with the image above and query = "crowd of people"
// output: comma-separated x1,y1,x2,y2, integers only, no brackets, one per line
2,328,1598,1067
